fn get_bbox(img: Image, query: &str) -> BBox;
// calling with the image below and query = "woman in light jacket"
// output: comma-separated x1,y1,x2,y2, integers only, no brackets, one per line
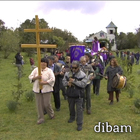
29,58,55,124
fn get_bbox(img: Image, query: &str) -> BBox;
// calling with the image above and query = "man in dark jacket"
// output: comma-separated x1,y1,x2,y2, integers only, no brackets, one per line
53,55,67,100
15,52,23,77
15,52,22,65
62,61,88,131
48,56,61,111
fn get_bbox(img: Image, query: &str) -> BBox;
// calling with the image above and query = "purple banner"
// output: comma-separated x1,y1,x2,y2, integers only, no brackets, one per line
70,45,85,62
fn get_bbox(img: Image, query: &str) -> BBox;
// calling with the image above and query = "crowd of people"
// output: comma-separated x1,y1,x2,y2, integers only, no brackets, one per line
14,46,137,131
116,50,140,65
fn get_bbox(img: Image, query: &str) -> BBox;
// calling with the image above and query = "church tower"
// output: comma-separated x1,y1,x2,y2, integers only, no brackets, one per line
106,21,117,50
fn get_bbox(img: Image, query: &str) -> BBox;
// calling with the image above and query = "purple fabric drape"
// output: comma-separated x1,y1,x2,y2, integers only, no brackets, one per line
91,41,100,55
101,52,107,61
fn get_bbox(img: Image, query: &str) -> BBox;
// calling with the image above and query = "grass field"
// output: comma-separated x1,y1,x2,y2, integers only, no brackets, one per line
0,51,140,140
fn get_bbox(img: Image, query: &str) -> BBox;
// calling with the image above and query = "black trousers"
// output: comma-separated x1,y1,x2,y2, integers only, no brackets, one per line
82,83,91,110
59,77,66,97
53,91,60,109
93,79,101,95
68,97,83,126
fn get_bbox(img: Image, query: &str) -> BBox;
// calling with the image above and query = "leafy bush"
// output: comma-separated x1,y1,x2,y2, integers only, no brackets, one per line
137,70,140,75
134,98,140,114
6,100,18,112
7,64,26,112
128,89,135,98
25,91,34,102
134,98,140,109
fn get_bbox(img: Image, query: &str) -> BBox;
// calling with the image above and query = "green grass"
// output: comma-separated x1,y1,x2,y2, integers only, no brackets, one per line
0,51,140,140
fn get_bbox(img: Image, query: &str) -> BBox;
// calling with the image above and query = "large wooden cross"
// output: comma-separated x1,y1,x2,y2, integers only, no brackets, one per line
21,15,57,89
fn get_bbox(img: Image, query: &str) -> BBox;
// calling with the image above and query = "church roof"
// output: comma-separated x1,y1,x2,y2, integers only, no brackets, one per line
85,39,93,43
95,30,107,34
106,21,117,28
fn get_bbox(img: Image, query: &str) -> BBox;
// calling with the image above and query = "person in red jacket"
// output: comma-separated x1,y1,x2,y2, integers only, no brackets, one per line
30,58,36,70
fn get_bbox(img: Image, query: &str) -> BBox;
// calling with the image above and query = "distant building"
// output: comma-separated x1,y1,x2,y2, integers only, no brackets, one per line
85,21,117,51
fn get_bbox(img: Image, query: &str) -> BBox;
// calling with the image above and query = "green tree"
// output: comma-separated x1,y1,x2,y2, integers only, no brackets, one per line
126,32,137,49
53,36,65,50
39,18,50,42
46,28,78,49
0,19,7,50
18,18,51,56
116,32,128,50
18,19,36,56
18,17,79,54
0,29,20,59
136,26,140,48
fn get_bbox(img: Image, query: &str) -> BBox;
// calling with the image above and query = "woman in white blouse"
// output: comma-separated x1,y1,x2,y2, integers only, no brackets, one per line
29,58,55,124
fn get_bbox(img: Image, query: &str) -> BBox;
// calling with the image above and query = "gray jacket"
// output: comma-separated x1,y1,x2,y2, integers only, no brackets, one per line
62,70,88,89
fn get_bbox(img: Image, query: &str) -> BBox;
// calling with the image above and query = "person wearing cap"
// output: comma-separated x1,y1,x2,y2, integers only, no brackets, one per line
79,56,95,114
62,60,88,131
28,58,55,124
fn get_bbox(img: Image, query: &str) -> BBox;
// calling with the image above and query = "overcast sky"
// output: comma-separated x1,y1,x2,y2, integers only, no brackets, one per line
0,1,140,41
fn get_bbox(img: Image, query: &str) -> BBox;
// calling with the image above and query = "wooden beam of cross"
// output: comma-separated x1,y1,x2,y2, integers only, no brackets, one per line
21,15,57,89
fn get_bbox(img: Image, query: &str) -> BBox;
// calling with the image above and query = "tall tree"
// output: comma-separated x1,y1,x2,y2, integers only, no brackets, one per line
18,17,79,54
116,32,128,50
46,28,78,49
18,19,36,56
127,32,137,49
0,29,20,59
18,18,51,56
0,19,7,50
52,36,65,51
136,26,140,48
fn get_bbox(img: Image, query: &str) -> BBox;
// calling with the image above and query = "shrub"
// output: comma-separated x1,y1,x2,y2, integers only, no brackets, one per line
6,100,18,112
7,64,26,112
137,70,140,75
134,98,140,113
25,91,34,102
134,98,140,109
128,89,135,98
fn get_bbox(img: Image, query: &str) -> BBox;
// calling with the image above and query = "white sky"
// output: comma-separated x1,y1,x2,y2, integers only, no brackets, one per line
0,1,140,41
